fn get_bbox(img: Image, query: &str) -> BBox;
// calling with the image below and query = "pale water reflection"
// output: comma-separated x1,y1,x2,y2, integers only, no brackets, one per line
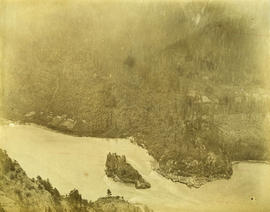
0,124,269,212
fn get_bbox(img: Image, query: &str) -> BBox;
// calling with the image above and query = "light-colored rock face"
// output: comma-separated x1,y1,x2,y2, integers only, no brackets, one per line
202,96,212,103
25,111,36,118
60,119,76,130
46,114,76,130
0,192,20,212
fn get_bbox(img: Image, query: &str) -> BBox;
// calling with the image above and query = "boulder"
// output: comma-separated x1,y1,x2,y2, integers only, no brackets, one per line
25,111,36,117
60,118,76,130
135,180,151,189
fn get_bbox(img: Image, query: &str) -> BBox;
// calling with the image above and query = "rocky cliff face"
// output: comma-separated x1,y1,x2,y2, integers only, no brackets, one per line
105,153,151,189
0,149,58,212
0,149,153,212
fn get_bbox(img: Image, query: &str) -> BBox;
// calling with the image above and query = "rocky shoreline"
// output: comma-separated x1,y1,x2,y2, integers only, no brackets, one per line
232,160,270,165
149,153,231,188
155,168,220,188
105,153,151,189
2,118,266,189
0,148,153,212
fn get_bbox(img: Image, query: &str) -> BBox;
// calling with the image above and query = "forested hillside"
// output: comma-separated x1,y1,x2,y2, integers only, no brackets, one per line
0,148,153,212
1,0,270,185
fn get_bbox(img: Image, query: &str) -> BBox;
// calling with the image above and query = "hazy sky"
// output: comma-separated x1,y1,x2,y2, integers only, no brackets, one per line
1,0,269,81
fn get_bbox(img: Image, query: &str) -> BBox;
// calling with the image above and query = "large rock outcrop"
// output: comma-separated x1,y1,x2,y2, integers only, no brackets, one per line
105,153,151,189
0,148,153,212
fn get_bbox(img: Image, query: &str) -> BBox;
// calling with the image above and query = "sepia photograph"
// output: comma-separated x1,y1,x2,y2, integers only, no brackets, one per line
0,0,270,211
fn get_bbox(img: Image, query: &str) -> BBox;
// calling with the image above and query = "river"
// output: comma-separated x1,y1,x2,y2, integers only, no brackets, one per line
0,123,269,212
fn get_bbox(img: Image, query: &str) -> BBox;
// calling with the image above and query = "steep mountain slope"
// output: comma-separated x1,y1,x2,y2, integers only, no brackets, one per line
0,149,59,211
1,1,269,187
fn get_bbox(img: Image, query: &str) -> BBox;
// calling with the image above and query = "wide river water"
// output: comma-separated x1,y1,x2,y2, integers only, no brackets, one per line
0,124,270,212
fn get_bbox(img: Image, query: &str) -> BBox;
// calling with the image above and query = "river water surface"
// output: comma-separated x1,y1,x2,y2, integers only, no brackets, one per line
0,124,270,212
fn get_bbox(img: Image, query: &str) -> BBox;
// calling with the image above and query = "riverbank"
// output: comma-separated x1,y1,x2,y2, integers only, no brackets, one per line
1,119,268,189
0,148,153,212
154,160,270,189
232,160,270,165
155,168,222,188
1,123,270,212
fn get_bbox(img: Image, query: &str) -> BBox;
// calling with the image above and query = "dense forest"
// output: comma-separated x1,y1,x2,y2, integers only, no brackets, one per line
1,0,270,183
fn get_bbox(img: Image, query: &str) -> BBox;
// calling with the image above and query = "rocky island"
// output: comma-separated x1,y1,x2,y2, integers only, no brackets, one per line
0,148,153,212
1,0,270,193
105,153,151,189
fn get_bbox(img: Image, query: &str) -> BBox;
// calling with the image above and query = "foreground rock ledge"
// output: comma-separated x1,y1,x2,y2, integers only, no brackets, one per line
105,153,151,189
0,148,153,212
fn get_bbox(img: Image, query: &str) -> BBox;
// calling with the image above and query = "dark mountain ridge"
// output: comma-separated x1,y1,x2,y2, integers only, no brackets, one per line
1,1,269,187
